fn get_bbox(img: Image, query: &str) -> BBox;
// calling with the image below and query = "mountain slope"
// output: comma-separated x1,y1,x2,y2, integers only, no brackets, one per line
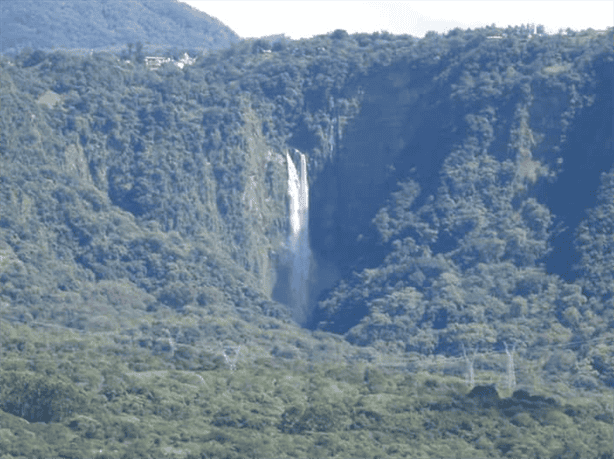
0,0,240,54
1,26,613,384
1,25,614,459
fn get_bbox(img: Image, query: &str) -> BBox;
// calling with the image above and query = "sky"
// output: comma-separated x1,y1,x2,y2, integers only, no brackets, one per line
184,1,613,40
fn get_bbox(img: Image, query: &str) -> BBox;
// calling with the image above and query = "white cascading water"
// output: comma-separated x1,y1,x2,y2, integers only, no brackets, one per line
286,151,311,324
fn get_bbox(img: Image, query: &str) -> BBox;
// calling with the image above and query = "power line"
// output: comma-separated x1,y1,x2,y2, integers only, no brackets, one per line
2,316,612,373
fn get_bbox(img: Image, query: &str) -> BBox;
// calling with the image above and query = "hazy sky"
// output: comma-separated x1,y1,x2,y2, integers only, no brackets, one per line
184,1,613,39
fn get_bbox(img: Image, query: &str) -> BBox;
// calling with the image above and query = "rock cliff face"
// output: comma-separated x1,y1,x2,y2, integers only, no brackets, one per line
310,62,458,278
301,62,459,326
540,58,614,279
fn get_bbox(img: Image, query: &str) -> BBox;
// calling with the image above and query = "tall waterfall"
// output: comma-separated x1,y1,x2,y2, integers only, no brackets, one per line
286,151,311,324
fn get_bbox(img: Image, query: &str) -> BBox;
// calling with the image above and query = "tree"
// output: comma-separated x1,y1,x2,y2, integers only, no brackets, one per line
135,41,144,63
0,371,87,422
331,29,349,40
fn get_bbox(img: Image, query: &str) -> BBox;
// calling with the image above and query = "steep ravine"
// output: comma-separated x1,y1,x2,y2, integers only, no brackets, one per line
542,58,614,280
296,56,613,334
304,64,462,325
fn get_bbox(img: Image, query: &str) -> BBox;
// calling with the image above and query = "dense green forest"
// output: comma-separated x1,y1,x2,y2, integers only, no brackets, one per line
0,0,239,55
1,16,613,458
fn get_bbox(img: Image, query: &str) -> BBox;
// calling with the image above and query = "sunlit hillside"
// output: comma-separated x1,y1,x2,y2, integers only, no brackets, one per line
0,11,613,457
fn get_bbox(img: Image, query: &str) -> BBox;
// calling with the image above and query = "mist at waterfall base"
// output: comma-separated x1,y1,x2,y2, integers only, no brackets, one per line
272,151,314,325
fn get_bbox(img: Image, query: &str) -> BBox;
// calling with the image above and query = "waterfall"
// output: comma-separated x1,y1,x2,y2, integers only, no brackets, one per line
286,151,311,324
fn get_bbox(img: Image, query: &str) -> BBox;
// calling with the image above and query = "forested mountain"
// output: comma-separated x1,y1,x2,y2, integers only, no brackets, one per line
1,24,613,458
0,0,240,55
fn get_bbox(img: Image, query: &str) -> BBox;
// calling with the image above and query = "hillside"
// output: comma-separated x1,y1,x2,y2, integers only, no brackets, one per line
1,25,613,458
0,0,240,55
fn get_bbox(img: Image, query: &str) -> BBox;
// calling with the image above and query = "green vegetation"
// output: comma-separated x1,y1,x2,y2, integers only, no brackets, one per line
1,320,612,458
1,0,239,55
1,12,613,457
